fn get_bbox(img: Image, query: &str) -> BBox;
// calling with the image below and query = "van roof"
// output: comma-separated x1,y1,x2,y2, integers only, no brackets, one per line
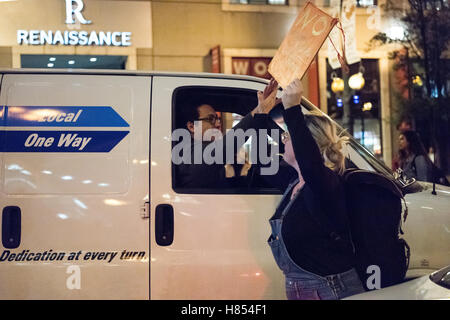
0,68,270,84
0,67,319,111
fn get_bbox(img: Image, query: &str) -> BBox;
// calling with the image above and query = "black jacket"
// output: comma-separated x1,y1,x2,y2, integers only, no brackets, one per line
174,112,266,189
271,105,355,276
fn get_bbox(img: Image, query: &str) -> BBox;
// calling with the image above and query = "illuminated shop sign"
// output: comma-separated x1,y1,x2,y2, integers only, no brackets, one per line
17,30,131,46
17,0,132,47
232,57,272,80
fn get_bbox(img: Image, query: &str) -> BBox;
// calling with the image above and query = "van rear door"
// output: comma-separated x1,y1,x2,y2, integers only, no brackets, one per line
0,72,150,299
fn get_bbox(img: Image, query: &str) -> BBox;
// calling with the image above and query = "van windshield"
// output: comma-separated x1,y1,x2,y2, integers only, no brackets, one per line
343,132,393,177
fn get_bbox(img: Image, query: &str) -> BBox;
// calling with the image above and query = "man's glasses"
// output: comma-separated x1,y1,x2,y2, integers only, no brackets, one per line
281,131,290,144
198,114,221,125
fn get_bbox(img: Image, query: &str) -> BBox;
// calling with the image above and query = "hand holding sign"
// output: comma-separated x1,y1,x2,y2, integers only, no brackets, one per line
268,1,339,88
252,78,282,115
281,79,304,109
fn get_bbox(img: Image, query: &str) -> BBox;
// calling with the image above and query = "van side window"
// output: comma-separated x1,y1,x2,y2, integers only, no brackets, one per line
172,86,288,195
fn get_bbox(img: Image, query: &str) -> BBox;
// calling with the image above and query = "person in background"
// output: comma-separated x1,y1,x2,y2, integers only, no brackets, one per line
396,118,413,133
392,118,414,171
397,130,433,182
428,146,435,163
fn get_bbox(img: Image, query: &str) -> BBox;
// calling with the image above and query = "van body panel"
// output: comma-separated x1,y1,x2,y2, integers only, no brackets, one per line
0,69,448,299
0,73,150,299
150,76,285,299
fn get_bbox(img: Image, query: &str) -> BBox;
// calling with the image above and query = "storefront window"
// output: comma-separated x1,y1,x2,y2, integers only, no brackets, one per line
321,0,377,7
21,54,127,69
326,59,383,159
356,0,377,7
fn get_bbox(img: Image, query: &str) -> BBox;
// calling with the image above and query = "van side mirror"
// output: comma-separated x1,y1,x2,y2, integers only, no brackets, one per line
394,169,423,194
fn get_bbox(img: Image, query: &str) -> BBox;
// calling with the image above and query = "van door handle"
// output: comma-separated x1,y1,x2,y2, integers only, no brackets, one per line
155,204,174,246
2,206,21,249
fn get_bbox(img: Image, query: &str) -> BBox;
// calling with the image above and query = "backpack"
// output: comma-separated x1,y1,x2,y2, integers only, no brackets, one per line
342,168,410,290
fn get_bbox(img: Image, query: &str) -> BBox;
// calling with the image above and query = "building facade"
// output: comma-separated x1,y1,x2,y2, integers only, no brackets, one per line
0,0,401,166
0,0,152,69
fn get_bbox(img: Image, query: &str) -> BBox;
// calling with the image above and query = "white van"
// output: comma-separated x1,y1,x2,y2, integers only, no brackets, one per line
0,69,449,299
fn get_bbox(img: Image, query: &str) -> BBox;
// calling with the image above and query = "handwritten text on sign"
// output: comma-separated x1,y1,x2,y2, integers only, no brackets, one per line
268,1,337,88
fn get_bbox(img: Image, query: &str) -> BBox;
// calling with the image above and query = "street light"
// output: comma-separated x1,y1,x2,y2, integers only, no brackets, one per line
349,72,365,90
362,102,373,111
349,65,366,90
412,75,423,87
331,72,344,93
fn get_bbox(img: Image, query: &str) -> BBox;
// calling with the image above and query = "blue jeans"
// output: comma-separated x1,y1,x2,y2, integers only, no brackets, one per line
268,182,366,300
285,268,365,300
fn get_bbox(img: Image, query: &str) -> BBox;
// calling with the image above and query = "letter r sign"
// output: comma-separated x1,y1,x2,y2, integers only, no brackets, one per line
65,0,92,25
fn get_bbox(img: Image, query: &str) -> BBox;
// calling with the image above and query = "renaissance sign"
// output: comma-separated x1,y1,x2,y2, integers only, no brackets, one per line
17,0,132,47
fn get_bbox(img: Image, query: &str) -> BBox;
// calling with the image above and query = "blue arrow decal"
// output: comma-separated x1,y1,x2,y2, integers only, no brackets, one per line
2,106,129,127
0,130,129,152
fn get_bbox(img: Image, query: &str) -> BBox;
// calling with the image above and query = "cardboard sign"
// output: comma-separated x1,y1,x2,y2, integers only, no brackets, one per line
268,1,338,88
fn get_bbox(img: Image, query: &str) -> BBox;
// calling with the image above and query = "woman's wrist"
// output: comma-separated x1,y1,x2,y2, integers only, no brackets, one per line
281,96,302,109
283,102,300,110
280,79,303,109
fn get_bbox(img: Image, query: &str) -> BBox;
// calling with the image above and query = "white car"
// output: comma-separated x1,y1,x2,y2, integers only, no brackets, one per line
345,265,450,300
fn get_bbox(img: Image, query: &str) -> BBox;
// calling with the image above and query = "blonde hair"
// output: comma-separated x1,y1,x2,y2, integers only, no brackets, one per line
304,111,348,174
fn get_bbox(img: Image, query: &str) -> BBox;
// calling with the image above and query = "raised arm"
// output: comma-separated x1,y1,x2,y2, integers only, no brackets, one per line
219,78,281,159
281,79,336,194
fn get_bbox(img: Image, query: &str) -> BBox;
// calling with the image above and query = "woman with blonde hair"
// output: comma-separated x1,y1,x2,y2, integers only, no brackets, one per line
263,79,365,300
302,109,348,174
